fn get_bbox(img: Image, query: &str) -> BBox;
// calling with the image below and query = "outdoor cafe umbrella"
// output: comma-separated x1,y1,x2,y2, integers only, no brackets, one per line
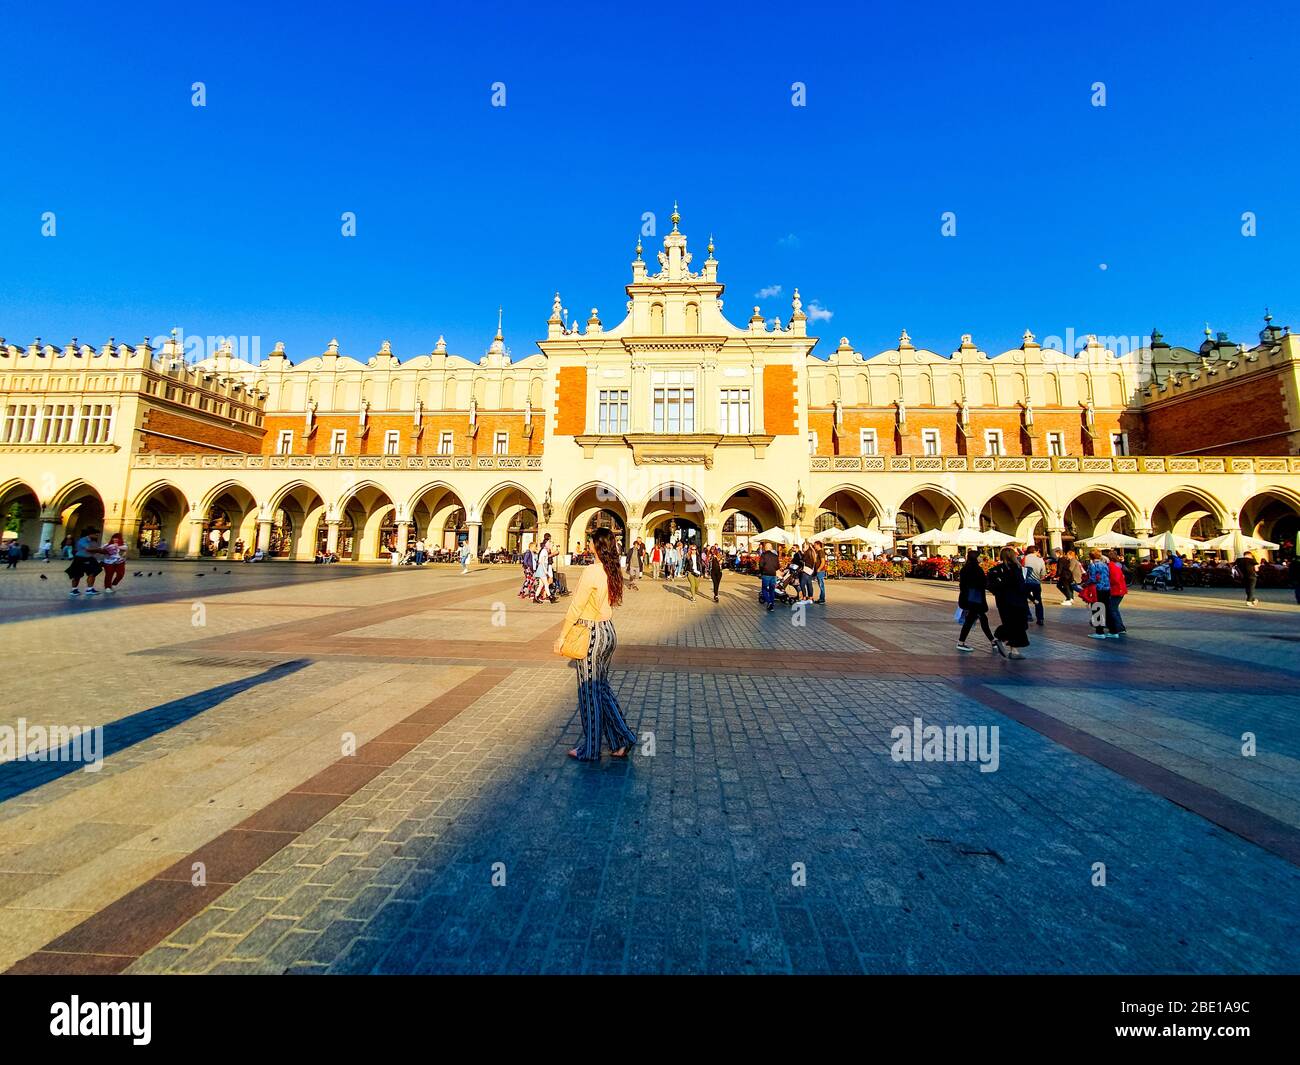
1074,531,1146,550
1139,531,1208,554
1200,531,1279,554
824,525,893,547
979,528,1016,547
901,529,948,546
753,527,795,546
950,527,990,547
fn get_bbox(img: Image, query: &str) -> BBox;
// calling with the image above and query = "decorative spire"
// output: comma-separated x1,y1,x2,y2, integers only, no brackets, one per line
635,235,643,260
707,233,715,258
1264,306,1273,324
496,306,503,341
1204,322,1212,339
671,201,680,232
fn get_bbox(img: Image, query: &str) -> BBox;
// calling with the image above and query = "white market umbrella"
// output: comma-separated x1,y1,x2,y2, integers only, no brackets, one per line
979,528,1016,547
753,527,795,546
1075,531,1146,550
902,529,948,546
823,525,893,546
1140,531,1208,554
950,527,989,547
1200,532,1279,553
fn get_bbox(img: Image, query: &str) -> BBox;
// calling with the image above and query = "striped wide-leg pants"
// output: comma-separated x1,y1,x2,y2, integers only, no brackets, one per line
574,620,636,760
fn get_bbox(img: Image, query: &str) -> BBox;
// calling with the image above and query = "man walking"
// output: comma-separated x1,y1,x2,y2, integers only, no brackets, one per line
66,529,107,596
1060,548,1084,605
758,540,780,612
1236,551,1260,606
813,539,828,604
459,539,472,574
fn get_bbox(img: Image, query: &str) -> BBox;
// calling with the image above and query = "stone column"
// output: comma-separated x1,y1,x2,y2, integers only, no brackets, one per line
38,517,58,553
395,520,411,557
326,519,341,557
1133,526,1153,559
186,517,206,559
256,518,273,555
466,521,482,559
1047,527,1064,553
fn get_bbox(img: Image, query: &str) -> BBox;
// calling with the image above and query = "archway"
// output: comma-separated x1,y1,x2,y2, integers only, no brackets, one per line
896,486,965,535
1239,489,1300,559
478,483,541,553
978,486,1051,550
1062,486,1139,548
408,482,467,554
815,486,882,531
642,482,706,548
131,482,189,556
1150,487,1227,541
0,480,42,552
268,482,327,560
719,484,787,539
565,483,629,555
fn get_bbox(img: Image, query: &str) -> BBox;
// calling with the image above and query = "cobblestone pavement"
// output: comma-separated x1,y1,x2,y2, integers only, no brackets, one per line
1,561,1297,974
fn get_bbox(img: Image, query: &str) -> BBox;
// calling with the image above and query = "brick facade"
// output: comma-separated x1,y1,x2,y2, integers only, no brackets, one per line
138,408,265,455
1142,370,1294,456
554,366,587,435
763,365,797,435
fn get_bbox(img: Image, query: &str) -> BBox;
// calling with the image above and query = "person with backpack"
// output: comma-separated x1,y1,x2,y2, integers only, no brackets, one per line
955,549,996,652
987,547,1030,659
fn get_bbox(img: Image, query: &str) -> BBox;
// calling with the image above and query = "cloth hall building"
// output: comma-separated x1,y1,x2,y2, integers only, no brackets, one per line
3,211,1300,563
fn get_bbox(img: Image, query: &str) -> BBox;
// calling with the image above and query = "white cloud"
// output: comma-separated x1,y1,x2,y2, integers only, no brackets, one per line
755,284,783,299
777,233,800,248
807,300,834,322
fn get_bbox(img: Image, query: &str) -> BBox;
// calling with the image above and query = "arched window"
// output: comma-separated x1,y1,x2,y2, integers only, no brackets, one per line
814,511,847,533
269,508,294,557
650,303,665,336
685,303,699,334
722,512,760,549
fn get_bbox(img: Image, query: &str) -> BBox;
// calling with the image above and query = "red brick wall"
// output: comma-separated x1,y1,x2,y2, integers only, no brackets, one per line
258,412,543,456
139,408,265,454
763,365,797,434
555,367,587,435
806,406,1131,456
1142,373,1293,455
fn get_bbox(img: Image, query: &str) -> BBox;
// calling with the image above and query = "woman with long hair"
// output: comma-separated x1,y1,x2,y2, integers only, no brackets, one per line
988,546,1030,659
709,544,724,603
955,549,995,651
555,526,636,761
533,532,554,603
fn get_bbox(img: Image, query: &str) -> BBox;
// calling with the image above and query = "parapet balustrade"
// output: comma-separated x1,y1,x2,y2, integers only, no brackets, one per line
806,455,1299,475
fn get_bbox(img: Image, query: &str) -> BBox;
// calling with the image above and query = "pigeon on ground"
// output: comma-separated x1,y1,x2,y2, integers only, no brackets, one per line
39,574,47,580
196,574,204,578
147,572,153,577
134,571,143,577
224,570,231,574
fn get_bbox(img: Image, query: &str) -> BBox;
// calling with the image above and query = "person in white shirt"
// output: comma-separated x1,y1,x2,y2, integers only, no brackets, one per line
1021,545,1046,626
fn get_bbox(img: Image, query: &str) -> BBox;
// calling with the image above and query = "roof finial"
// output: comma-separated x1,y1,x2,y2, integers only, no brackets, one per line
1204,322,1212,339
671,201,680,232
496,306,503,341
635,234,643,260
1264,306,1273,324
707,233,714,257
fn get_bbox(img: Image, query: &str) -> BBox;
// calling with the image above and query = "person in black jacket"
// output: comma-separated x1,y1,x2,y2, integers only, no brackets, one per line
987,547,1030,659
1235,551,1260,605
709,545,724,603
956,550,996,652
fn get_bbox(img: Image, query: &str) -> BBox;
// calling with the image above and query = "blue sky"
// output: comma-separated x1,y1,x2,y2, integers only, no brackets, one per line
2,0,1296,362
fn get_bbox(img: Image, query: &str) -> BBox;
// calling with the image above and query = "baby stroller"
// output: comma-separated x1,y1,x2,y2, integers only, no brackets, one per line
773,565,803,605
1142,562,1171,592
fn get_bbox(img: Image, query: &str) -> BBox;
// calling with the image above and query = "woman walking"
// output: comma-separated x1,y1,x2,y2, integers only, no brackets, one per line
1085,548,1112,638
987,547,1030,659
709,545,723,603
555,526,636,761
533,533,554,603
1106,549,1129,636
684,544,702,601
101,533,127,592
626,538,643,590
955,549,996,652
